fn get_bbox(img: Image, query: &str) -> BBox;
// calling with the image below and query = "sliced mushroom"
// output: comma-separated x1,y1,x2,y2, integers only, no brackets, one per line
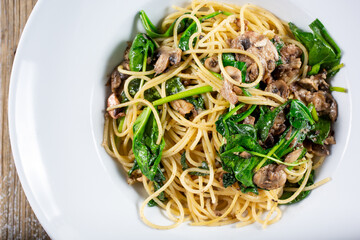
110,69,122,93
270,111,287,136
272,43,302,83
220,66,243,105
284,148,303,164
324,135,336,145
253,164,287,190
243,116,255,126
107,93,125,119
298,72,329,92
265,80,289,99
127,169,143,185
204,56,220,73
239,151,251,159
154,46,182,75
304,140,329,157
230,31,279,82
170,99,194,116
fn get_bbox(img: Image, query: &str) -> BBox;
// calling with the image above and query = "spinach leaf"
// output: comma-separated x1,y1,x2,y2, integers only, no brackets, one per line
165,77,205,110
129,33,157,72
215,104,257,137
307,117,331,145
139,11,192,38
220,152,261,188
288,99,315,129
222,172,237,188
120,78,161,103
289,19,342,77
180,152,189,170
222,53,247,81
179,11,223,51
132,107,165,181
280,171,315,205
224,134,265,154
255,101,289,142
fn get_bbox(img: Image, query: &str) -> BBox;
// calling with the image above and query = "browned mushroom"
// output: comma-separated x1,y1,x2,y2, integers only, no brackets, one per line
243,116,255,126
304,140,329,157
127,169,143,185
230,31,279,82
154,46,182,75
220,66,243,105
284,148,303,164
298,72,329,92
239,151,252,159
204,56,220,73
265,80,289,99
110,69,122,93
272,43,302,83
170,99,194,116
107,93,125,119
253,164,287,190
270,111,286,136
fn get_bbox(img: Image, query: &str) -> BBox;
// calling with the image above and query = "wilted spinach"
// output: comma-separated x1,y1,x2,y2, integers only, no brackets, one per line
179,11,223,51
132,107,165,181
129,33,157,72
289,19,342,77
288,99,315,129
139,10,192,38
165,77,205,110
120,78,161,103
255,101,289,142
307,117,331,145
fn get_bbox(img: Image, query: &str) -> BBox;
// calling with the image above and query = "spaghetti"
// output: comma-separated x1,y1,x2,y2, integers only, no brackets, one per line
102,0,341,230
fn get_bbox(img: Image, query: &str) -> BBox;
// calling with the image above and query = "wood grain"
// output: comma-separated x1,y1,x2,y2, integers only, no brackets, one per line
0,0,50,239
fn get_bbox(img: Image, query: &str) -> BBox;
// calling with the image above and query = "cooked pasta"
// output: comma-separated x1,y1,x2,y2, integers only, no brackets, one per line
102,0,343,230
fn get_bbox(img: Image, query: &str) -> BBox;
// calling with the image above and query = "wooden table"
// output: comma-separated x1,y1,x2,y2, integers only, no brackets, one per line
1,1,50,239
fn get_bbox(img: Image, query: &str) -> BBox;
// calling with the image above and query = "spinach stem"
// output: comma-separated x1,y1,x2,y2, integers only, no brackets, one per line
330,86,347,93
250,150,307,167
255,138,285,171
152,85,213,106
224,103,245,121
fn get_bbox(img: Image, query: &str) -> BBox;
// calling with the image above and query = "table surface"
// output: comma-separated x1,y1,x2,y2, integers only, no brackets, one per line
1,0,50,239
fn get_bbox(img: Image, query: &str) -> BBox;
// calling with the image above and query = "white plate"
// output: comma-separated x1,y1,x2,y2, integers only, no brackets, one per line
9,0,360,239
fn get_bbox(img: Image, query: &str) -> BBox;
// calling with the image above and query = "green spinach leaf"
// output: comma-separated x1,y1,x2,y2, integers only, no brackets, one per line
132,107,165,181
129,33,157,72
307,117,331,145
288,99,315,129
139,11,192,38
255,101,289,142
179,11,223,51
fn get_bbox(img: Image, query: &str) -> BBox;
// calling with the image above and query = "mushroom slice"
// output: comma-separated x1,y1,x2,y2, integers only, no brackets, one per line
253,164,287,190
107,93,125,119
304,141,329,157
220,66,243,105
284,148,303,164
110,69,122,93
265,80,289,99
170,99,194,116
154,46,182,75
204,56,220,73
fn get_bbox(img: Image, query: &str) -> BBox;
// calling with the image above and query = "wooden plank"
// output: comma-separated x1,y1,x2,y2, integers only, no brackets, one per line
0,0,50,239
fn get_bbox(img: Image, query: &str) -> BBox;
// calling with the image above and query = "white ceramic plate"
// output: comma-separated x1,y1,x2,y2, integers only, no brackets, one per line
9,0,360,239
